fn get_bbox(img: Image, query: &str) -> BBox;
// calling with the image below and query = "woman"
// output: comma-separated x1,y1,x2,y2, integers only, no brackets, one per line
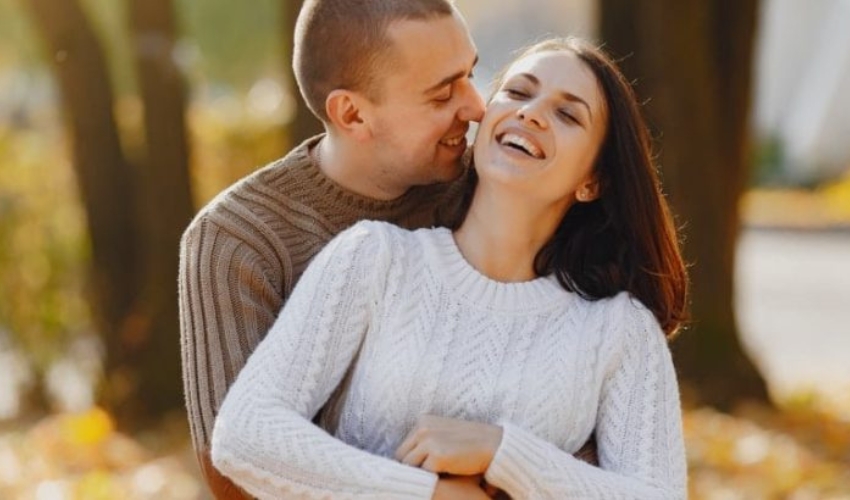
212,37,689,499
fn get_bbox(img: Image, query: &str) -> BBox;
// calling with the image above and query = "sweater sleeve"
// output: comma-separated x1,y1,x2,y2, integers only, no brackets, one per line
179,215,284,458
211,221,438,500
484,295,687,499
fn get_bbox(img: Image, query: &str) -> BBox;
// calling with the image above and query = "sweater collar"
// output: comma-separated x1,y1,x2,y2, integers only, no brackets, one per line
422,227,573,313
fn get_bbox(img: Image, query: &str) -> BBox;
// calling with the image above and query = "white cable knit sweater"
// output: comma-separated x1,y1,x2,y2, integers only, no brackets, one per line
211,220,687,499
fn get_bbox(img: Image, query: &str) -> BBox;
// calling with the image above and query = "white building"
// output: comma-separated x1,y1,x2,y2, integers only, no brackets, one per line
755,0,850,181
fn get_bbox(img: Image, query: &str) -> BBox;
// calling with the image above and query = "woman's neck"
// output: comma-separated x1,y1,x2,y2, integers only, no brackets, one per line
453,183,567,283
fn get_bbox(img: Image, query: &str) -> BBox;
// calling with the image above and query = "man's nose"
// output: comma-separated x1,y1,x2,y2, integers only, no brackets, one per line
457,80,485,123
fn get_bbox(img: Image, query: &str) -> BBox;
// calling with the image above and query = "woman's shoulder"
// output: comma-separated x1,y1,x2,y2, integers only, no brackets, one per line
342,220,430,242
583,290,650,316
598,292,668,353
344,220,444,245
581,292,662,337
335,221,442,262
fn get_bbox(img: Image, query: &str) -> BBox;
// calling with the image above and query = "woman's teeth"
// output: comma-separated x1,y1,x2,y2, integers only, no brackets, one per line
499,133,543,159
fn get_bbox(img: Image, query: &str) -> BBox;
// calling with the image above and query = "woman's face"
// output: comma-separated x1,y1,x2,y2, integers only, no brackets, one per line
474,50,607,209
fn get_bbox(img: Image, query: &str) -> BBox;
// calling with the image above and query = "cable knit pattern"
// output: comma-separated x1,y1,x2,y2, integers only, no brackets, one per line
211,221,687,499
178,135,466,458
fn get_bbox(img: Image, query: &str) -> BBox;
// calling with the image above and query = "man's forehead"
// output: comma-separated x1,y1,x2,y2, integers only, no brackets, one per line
385,14,476,75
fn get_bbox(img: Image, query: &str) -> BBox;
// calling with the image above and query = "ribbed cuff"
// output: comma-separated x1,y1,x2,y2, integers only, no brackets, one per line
484,422,550,496
382,465,438,499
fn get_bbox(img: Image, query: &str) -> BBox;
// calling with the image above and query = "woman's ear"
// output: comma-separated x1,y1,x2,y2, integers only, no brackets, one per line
325,90,370,141
576,177,600,202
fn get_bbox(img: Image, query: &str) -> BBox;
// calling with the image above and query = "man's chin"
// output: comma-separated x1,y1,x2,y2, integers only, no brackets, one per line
433,161,466,184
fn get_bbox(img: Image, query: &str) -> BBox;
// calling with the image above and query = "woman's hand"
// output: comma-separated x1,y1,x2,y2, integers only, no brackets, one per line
395,415,503,476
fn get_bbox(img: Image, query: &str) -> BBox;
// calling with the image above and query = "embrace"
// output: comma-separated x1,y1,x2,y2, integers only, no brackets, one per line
179,0,689,498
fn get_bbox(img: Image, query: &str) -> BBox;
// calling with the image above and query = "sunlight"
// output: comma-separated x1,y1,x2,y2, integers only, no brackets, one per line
132,463,167,496
45,337,101,413
0,331,33,419
0,442,22,487
34,480,67,500
247,77,292,122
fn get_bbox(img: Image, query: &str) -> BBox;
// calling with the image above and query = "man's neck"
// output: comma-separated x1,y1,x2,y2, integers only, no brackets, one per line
314,136,407,201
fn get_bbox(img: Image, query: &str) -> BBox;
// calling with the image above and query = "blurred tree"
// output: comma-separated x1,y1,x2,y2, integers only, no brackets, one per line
283,0,322,145
22,0,140,408
23,0,193,425
600,0,770,409
119,0,194,422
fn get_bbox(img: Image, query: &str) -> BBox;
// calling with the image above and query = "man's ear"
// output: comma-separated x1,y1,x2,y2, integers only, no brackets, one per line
576,177,600,203
325,90,370,141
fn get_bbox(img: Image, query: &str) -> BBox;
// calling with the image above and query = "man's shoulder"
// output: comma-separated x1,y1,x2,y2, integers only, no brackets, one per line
187,136,322,227
205,136,319,208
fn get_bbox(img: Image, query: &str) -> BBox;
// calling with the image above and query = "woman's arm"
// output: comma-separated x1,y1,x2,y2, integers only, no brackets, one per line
483,295,688,500
211,221,439,499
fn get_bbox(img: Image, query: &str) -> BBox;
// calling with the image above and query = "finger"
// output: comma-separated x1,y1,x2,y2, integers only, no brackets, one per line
395,431,420,461
421,454,441,473
400,444,429,468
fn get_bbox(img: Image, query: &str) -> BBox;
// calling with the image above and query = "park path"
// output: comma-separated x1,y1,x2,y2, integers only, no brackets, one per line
736,227,850,409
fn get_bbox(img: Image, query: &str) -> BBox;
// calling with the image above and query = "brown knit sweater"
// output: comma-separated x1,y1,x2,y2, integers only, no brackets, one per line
178,135,466,494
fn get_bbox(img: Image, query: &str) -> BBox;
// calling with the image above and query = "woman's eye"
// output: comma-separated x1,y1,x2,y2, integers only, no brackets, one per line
559,109,580,124
504,88,529,99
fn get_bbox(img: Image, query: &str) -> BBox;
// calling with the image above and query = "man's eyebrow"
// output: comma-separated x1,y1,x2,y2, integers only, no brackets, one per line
514,72,594,122
424,54,479,94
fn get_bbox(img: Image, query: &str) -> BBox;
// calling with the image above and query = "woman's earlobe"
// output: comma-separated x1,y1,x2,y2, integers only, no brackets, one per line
577,181,600,202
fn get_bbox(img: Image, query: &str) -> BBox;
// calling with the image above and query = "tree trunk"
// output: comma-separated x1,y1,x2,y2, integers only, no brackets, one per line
600,0,770,409
23,0,140,384
283,0,322,146
120,0,196,422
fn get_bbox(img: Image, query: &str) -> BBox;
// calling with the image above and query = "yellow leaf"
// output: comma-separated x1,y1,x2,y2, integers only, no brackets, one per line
61,407,114,447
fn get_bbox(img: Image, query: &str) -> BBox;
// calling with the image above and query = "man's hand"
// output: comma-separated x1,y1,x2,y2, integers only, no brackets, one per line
200,449,253,500
396,415,503,476
432,475,494,500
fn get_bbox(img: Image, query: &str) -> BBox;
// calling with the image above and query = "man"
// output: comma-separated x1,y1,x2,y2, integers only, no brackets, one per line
179,1,484,498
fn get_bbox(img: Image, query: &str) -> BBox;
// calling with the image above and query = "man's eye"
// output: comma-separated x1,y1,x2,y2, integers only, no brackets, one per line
433,93,452,103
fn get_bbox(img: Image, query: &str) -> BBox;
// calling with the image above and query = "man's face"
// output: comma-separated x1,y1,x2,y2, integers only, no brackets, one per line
365,11,485,192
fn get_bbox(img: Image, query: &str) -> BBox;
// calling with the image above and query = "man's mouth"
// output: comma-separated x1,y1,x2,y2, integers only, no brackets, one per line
440,134,466,148
497,132,545,159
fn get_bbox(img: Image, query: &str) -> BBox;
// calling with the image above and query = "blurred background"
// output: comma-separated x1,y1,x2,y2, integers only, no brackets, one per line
0,0,848,498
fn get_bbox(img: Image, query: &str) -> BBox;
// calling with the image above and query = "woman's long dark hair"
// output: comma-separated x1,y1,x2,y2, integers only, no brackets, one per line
453,37,688,338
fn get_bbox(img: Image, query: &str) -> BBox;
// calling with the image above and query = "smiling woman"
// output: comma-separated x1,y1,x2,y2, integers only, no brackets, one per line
473,49,606,215
211,36,689,500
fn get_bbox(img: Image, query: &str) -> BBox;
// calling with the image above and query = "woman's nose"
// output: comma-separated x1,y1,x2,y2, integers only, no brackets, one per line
516,102,548,129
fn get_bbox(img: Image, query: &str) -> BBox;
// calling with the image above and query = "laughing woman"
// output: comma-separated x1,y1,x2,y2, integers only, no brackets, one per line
211,37,689,500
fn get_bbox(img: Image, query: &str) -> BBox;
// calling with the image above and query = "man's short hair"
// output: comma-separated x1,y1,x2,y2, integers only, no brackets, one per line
293,0,455,123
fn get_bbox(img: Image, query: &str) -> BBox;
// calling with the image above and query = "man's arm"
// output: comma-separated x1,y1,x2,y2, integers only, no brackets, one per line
179,216,284,499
